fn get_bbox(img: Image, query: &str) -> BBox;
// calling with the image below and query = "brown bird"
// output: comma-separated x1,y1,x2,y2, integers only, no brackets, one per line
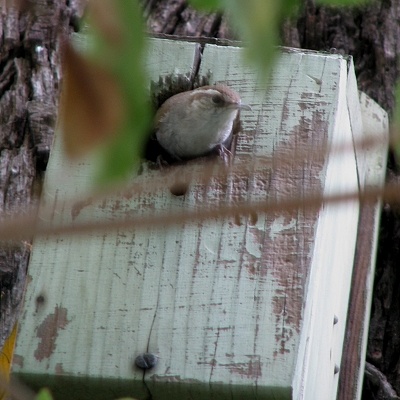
154,84,251,160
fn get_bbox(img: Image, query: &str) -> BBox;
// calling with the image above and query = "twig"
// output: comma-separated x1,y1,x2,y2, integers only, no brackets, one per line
13,132,388,222
364,362,400,399
0,133,393,242
0,180,397,242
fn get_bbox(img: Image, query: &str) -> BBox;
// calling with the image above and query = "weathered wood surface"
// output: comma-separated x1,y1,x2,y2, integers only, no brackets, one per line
12,38,386,399
143,2,400,398
337,93,388,400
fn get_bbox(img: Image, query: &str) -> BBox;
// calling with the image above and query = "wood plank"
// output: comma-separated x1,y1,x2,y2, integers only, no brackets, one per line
12,39,369,400
292,55,360,400
198,46,359,400
337,92,388,400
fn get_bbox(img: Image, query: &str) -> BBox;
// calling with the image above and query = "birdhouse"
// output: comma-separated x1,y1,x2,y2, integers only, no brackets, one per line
12,37,388,400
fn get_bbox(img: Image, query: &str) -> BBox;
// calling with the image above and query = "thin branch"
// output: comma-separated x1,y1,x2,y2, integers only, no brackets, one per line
1,180,397,242
364,362,400,399
0,132,393,242
20,132,389,217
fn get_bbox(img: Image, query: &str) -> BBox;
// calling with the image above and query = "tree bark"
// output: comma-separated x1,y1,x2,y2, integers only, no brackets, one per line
0,0,85,347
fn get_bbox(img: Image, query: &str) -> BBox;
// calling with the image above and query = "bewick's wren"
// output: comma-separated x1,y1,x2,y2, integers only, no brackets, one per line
154,85,251,160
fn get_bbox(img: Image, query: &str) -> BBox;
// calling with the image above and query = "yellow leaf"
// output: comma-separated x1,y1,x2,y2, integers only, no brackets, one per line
0,324,17,400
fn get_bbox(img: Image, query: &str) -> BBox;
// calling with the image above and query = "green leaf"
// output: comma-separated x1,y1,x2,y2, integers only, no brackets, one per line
188,0,222,10
35,388,53,400
281,0,301,15
94,1,151,184
72,1,151,186
223,0,283,78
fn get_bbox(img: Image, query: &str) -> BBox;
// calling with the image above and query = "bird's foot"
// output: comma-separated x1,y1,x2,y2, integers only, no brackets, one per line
156,154,170,170
217,144,233,165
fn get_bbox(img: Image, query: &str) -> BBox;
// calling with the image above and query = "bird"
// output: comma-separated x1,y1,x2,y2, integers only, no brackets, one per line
154,84,251,161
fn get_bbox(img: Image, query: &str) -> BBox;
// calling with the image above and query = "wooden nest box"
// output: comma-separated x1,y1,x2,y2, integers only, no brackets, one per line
12,38,388,400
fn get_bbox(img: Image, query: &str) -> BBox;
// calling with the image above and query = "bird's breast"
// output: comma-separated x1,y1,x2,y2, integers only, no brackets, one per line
156,107,236,159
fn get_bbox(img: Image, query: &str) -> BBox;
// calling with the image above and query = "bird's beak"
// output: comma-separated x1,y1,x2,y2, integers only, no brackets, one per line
238,102,252,111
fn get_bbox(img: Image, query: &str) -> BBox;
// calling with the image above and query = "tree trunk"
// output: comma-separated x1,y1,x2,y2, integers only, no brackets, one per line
0,0,84,347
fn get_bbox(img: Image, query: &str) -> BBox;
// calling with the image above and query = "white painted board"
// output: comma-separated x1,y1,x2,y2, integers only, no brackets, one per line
12,39,382,400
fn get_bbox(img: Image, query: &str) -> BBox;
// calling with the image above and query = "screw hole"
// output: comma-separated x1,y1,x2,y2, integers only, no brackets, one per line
170,182,188,196
35,294,46,312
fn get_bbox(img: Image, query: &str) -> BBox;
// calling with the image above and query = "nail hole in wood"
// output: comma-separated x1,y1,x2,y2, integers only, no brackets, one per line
170,181,188,196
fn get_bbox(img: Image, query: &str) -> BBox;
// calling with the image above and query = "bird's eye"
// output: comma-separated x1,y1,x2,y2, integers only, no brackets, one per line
212,94,224,105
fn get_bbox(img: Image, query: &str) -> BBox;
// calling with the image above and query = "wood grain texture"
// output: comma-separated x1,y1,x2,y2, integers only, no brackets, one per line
292,55,360,400
12,39,378,400
337,93,388,400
